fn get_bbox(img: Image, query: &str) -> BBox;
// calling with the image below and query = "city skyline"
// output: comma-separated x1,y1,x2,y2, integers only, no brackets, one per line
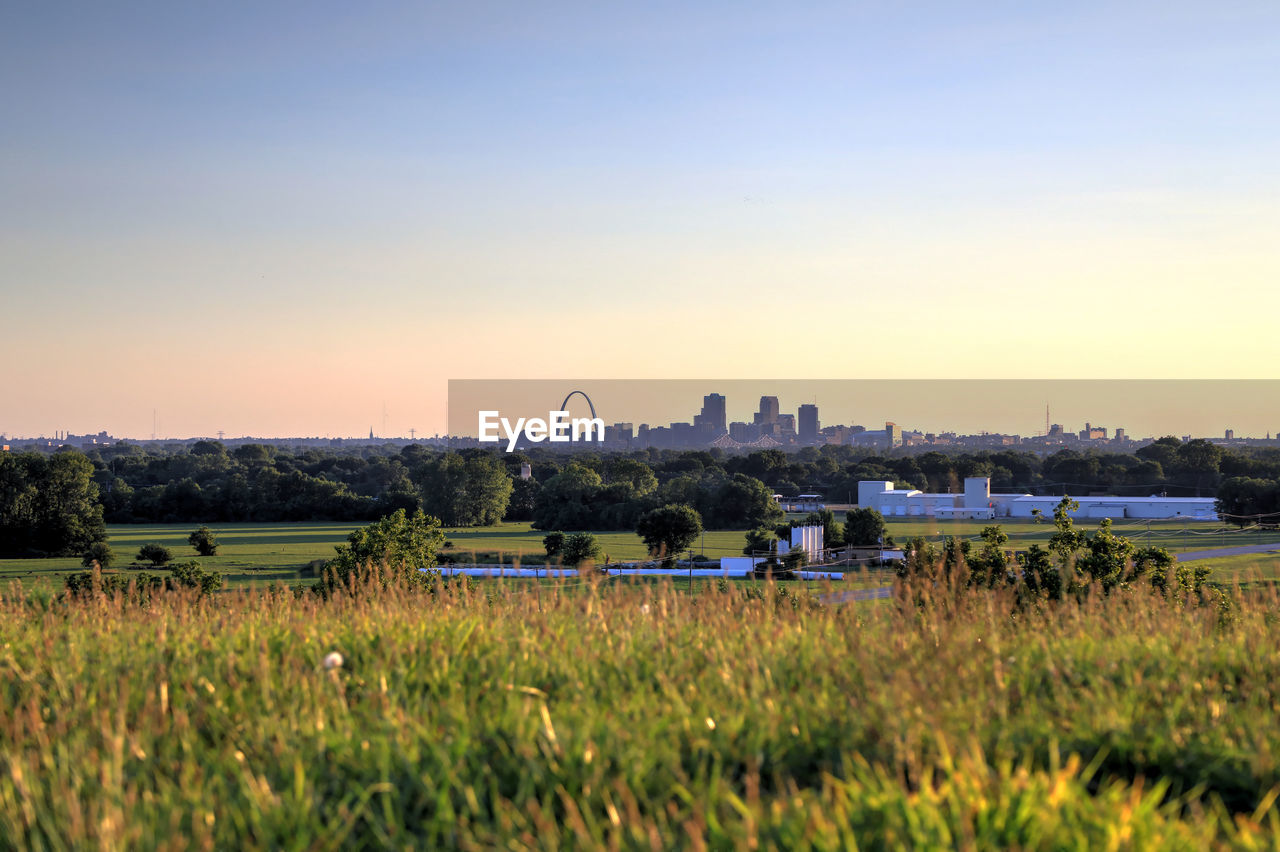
9,379,1280,444
443,380,1280,444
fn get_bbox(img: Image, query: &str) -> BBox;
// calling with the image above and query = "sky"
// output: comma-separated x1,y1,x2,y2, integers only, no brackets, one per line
2,2,1277,439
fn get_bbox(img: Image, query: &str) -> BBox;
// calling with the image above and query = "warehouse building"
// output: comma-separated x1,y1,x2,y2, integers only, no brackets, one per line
857,477,1216,520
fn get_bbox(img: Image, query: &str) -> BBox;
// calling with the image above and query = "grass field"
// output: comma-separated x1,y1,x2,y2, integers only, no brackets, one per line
2,517,1277,593
2,576,1280,848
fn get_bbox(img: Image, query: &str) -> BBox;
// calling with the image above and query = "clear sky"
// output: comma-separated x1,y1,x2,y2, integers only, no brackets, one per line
2,2,1276,439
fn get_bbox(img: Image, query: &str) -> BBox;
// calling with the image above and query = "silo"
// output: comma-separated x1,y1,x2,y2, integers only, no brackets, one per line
963,477,991,510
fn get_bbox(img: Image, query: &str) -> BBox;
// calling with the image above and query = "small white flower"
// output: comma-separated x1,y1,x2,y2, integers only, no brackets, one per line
641,603,651,615
323,652,344,670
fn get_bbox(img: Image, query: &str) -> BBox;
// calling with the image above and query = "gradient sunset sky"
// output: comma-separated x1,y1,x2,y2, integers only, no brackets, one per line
3,2,1276,439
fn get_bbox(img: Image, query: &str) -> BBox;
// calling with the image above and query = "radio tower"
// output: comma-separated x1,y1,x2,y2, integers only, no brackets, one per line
1045,404,1050,436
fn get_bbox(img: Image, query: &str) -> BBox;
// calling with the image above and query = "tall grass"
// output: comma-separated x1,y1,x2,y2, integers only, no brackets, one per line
1,573,1278,849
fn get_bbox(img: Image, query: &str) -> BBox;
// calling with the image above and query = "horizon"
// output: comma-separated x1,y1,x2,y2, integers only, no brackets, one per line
8,378,1279,443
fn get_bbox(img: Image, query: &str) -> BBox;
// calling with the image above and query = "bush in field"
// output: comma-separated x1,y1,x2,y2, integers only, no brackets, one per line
168,561,223,595
137,543,172,566
81,541,115,569
542,531,565,560
561,532,601,567
320,509,444,592
63,569,162,600
187,526,219,556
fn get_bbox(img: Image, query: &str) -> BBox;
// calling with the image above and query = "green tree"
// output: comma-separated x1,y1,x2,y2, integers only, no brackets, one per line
542,531,565,560
1076,517,1137,591
188,526,219,556
1048,497,1085,564
743,526,778,556
800,509,843,548
1017,545,1061,599
603,458,658,497
562,532,602,567
323,509,445,590
417,452,513,527
81,541,115,569
844,507,887,547
0,451,106,557
710,474,784,528
137,543,172,566
969,526,1011,588
1175,439,1223,496
636,503,703,561
531,464,603,530
1216,477,1279,526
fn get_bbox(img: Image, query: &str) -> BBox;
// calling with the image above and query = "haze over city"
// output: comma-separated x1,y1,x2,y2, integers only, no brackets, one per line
4,2,1277,437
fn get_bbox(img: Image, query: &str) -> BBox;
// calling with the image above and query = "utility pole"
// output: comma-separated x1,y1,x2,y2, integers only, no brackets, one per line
409,427,416,441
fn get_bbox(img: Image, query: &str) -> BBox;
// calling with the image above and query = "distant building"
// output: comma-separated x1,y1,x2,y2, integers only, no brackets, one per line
1225,429,1235,440
605,422,634,444
754,396,780,426
1079,423,1107,440
857,477,1215,521
798,404,820,443
695,393,727,434
886,421,902,448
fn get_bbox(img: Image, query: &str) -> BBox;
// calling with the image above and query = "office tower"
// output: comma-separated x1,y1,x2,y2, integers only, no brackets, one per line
753,396,780,425
798,404,819,443
695,393,727,433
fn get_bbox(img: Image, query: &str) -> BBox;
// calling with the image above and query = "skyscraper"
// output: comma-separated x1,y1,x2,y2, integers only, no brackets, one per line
696,393,727,434
753,396,779,426
798,404,819,443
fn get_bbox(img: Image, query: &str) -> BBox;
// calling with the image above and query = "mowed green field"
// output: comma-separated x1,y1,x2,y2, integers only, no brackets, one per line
878,516,1260,551
2,517,1278,591
0,523,759,592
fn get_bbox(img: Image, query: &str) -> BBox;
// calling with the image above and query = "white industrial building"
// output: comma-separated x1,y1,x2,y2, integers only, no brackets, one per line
720,524,826,574
857,478,1216,521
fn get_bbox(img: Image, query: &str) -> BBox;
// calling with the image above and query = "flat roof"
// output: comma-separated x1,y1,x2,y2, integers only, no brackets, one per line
1008,495,1213,504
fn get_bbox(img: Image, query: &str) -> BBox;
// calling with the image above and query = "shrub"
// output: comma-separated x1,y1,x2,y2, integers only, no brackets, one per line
562,532,601,567
168,561,223,595
64,569,161,600
137,543,172,566
542,531,565,560
81,541,115,569
319,509,444,594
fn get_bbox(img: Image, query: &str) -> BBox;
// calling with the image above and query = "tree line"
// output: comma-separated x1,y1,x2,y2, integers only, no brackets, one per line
5,436,1278,557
